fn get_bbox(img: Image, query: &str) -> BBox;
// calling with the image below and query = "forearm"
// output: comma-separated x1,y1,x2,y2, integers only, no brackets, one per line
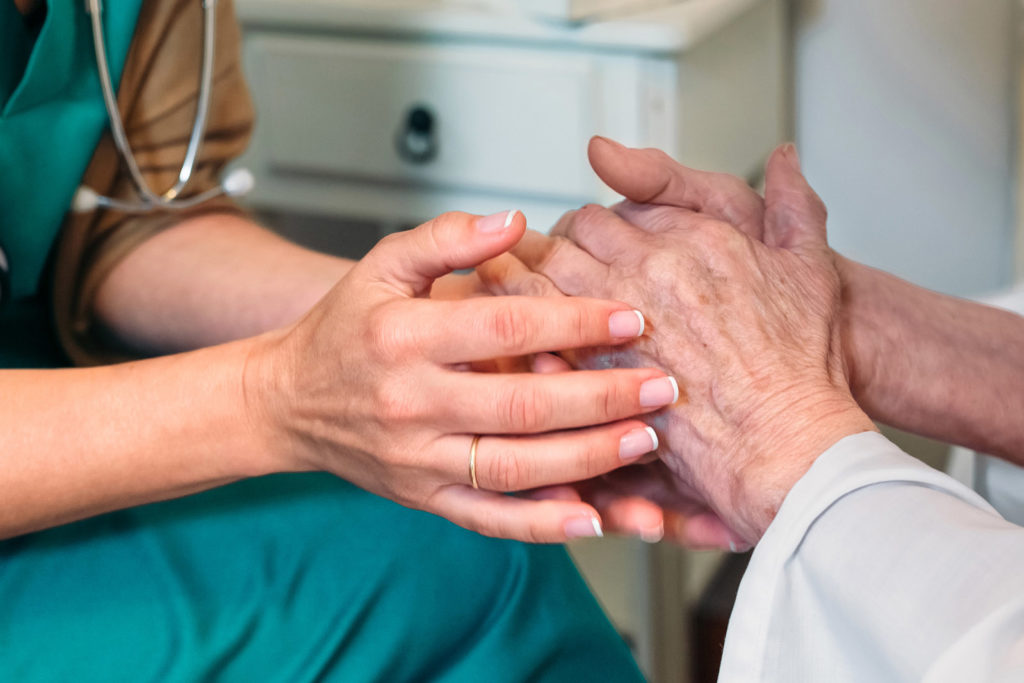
840,256,1024,462
93,213,354,355
0,337,282,539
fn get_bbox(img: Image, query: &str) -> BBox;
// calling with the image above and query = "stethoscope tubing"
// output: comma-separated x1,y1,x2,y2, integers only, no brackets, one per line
81,0,222,212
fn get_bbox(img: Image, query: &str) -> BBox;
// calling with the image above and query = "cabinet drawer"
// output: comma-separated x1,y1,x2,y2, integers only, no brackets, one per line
246,36,601,200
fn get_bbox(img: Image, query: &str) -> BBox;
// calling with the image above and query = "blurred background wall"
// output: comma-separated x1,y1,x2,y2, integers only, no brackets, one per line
793,0,1019,297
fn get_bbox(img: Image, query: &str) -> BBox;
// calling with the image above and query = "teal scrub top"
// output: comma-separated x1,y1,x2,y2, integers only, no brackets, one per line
0,7,646,680
0,0,143,367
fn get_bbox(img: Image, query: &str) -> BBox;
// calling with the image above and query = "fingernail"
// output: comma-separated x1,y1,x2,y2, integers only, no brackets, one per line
640,522,665,544
619,426,659,462
593,135,624,149
729,541,738,553
784,143,801,170
565,515,604,539
609,309,645,338
477,210,518,233
639,377,679,408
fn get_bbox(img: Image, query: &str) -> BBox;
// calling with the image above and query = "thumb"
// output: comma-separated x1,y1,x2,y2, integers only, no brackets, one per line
365,210,525,297
763,144,829,254
588,136,766,239
588,136,679,205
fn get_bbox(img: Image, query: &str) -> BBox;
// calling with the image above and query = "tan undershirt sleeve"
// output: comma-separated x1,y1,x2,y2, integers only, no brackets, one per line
51,0,254,366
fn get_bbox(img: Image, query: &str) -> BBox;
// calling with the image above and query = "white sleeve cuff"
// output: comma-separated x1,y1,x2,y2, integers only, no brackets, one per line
719,430,1003,681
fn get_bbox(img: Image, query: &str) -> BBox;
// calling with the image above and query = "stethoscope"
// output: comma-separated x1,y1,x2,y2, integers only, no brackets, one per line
0,0,254,308
72,0,253,214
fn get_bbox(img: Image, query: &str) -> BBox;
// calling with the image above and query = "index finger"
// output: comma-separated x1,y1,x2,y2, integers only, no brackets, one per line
414,296,647,363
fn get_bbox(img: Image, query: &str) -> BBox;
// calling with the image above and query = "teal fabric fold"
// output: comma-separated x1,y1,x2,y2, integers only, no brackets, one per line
0,474,646,681
0,0,144,305
0,1,37,109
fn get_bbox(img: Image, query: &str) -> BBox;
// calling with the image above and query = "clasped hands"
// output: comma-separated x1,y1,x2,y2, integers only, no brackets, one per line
478,138,878,549
244,136,876,550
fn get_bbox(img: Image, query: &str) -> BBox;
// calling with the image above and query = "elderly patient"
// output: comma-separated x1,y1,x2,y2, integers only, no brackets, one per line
480,137,1024,681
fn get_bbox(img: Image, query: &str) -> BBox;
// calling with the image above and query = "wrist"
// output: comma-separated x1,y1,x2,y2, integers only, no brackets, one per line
239,327,311,475
837,255,928,423
836,255,902,405
731,389,877,540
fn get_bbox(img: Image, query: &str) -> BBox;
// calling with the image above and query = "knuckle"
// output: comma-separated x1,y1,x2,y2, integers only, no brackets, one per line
722,174,751,193
372,231,404,254
643,147,676,167
522,525,547,545
565,305,590,346
520,274,559,298
695,219,747,256
487,303,534,352
484,446,530,491
784,185,827,225
422,212,469,259
694,218,730,243
563,204,606,244
477,516,543,544
365,305,418,362
372,379,422,425
582,443,606,477
500,384,549,432
550,209,579,237
597,380,629,419
474,520,502,540
430,211,466,235
644,205,691,234
546,235,576,264
637,249,684,291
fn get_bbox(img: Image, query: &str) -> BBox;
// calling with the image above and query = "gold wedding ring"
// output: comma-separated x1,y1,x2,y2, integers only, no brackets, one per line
469,435,481,489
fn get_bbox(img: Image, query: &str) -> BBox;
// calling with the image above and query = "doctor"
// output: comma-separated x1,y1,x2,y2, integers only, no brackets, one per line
488,136,1024,681
0,1,663,680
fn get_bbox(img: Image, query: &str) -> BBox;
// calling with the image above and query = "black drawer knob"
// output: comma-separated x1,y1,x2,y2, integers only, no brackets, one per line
396,104,439,164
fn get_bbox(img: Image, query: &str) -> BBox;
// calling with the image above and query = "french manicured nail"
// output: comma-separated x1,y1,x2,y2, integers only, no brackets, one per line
565,515,604,539
640,523,665,544
639,377,679,408
477,210,518,233
619,426,659,462
609,310,645,338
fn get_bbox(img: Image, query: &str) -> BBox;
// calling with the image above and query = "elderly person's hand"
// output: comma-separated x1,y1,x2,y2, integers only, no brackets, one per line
580,137,889,428
480,147,877,544
584,138,1024,468
244,210,680,544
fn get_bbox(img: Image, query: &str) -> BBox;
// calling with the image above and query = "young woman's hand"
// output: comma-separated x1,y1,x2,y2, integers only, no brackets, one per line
245,211,678,543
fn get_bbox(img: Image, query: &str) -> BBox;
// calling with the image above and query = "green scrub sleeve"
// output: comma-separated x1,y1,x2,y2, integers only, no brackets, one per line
50,0,254,366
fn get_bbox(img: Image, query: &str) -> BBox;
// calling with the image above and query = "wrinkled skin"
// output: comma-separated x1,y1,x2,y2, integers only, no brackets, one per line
480,144,877,545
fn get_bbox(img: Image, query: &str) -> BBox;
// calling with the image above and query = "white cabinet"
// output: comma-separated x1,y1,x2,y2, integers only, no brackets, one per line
236,0,787,232
251,38,608,198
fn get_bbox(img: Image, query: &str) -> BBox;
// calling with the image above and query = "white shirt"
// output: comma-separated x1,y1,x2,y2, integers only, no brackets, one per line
720,432,1024,681
719,284,1024,682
